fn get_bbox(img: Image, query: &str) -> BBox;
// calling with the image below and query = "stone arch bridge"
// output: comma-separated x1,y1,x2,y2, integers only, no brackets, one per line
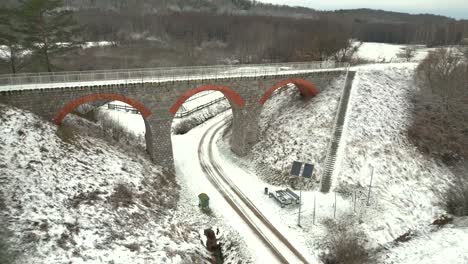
0,62,347,171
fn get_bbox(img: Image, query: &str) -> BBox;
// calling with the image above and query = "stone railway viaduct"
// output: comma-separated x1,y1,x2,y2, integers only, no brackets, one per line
0,63,347,175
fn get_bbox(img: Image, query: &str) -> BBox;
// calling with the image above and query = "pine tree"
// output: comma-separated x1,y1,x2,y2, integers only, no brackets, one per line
20,0,81,72
0,7,24,74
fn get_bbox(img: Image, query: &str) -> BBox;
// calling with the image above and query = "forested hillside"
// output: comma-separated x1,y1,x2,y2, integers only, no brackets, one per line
1,0,467,74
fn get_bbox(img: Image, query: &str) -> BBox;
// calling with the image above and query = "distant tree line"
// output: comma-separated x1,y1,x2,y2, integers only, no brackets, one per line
4,0,468,46
1,0,468,74
75,11,352,63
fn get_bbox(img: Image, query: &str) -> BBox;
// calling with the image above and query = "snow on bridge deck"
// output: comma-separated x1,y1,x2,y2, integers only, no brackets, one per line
0,62,348,92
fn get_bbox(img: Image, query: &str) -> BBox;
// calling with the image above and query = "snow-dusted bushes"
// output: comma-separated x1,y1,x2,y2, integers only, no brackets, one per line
320,218,371,264
98,112,130,142
173,102,230,135
173,116,202,135
109,184,135,208
445,175,468,216
56,123,76,143
0,227,16,264
73,104,98,122
411,48,468,166
415,48,466,100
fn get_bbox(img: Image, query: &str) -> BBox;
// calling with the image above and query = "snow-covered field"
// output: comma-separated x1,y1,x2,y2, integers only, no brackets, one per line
353,42,433,63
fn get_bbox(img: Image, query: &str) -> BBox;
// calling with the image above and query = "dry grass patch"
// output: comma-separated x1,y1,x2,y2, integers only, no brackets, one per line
320,218,372,264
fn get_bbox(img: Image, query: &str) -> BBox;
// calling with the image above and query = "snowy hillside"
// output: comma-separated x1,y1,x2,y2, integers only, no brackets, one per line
0,104,245,263
334,64,468,261
243,63,468,262
248,75,346,189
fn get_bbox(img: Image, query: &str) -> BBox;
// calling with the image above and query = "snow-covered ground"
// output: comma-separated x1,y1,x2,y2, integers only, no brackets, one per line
334,63,468,261
96,91,229,136
2,41,467,263
353,42,433,63
244,61,468,262
0,104,249,263
248,74,346,188
66,59,467,263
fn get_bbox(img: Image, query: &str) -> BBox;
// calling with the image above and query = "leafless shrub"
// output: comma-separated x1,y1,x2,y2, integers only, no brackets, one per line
409,48,468,173
415,48,466,110
334,40,360,63
123,242,140,252
56,123,76,143
108,184,134,208
394,230,415,243
70,190,106,208
320,218,371,264
444,176,468,216
17,129,25,136
57,232,72,250
73,104,98,122
65,220,80,235
172,102,230,135
458,46,468,60
0,228,16,264
173,117,201,135
23,232,39,243
98,114,128,142
431,215,454,227
39,221,49,233
398,46,417,62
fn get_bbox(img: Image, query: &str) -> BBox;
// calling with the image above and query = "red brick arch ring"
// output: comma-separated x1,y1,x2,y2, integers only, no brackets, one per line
259,78,319,105
169,84,246,115
53,93,152,125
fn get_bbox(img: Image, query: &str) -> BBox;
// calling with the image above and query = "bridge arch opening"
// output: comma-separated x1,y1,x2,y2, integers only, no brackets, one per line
259,78,319,105
169,85,245,169
169,84,246,115
53,93,154,158
54,93,151,125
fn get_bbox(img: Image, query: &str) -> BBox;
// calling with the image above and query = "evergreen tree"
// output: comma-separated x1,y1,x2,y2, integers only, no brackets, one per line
20,0,81,72
0,7,24,74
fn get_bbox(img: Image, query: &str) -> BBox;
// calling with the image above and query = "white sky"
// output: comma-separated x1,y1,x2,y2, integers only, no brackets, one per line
255,0,468,19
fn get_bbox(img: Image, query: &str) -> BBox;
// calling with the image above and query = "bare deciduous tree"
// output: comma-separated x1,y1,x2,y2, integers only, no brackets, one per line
415,48,466,113
399,46,417,62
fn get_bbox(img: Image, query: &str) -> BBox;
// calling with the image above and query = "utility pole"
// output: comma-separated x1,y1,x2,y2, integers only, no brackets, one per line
367,165,374,206
298,181,302,228
333,191,337,219
313,193,316,225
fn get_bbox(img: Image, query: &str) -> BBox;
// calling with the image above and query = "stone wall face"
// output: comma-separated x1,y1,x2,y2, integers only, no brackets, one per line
0,70,345,171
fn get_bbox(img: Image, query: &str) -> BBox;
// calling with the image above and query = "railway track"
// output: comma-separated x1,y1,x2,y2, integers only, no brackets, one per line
198,115,310,264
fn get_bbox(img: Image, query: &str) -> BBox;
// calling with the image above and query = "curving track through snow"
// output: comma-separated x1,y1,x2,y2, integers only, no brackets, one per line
198,115,310,264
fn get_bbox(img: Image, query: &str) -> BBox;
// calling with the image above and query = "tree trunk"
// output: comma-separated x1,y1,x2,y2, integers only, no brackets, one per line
44,48,51,72
9,48,16,74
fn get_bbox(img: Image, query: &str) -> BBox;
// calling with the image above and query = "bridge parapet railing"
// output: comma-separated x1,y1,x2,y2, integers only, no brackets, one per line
0,61,349,87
